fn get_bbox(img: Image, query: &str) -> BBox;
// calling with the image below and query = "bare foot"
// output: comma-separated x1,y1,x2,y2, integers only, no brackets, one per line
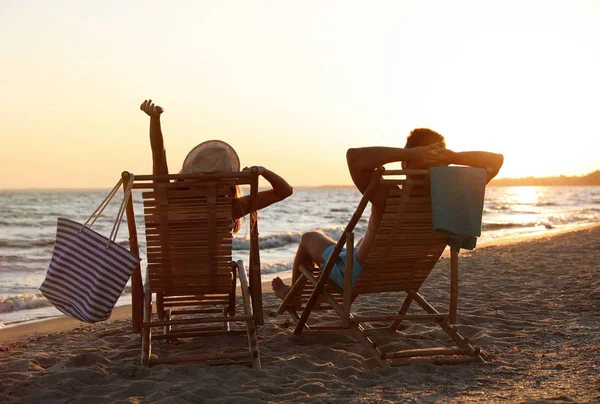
271,277,291,300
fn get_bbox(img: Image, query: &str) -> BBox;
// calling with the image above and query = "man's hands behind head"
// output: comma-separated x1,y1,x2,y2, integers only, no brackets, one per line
408,142,455,168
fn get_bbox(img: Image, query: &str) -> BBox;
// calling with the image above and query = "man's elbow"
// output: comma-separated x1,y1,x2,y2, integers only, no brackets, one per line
486,153,504,183
346,148,361,167
284,185,294,199
493,153,504,175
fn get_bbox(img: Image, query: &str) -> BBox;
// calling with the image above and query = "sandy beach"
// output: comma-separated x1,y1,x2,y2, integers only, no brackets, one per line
1,225,599,403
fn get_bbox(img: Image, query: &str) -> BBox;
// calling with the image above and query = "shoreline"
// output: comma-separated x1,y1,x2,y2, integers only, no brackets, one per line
2,223,599,402
0,277,292,343
1,221,598,343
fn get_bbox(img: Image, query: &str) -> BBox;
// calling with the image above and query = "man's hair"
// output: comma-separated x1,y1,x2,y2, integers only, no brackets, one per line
405,128,446,148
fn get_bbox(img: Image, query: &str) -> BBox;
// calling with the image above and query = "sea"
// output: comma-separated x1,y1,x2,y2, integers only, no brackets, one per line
1,186,599,327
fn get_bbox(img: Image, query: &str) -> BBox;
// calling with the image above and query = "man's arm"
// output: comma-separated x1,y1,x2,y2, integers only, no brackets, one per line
447,150,504,183
346,144,443,205
140,99,169,175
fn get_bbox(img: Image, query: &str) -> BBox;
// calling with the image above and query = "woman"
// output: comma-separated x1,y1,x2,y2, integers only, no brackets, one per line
140,99,293,232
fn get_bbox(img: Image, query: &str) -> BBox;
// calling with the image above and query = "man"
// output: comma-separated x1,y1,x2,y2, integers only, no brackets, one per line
272,128,504,298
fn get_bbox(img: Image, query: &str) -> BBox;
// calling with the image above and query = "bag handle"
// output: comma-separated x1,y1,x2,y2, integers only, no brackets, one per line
78,174,135,250
82,178,123,230
107,173,135,249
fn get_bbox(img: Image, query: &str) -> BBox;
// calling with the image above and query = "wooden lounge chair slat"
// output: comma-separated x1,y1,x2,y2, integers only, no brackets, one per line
162,294,228,300
384,347,469,359
144,315,254,328
150,352,251,365
152,330,247,340
350,314,446,322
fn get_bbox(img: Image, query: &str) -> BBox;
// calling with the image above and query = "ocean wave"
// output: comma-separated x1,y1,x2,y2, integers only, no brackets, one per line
0,238,130,250
486,204,512,211
233,232,303,250
482,222,536,231
0,294,53,314
0,239,55,249
0,263,48,274
0,219,45,227
260,262,293,275
482,213,600,231
232,226,347,250
1,254,50,262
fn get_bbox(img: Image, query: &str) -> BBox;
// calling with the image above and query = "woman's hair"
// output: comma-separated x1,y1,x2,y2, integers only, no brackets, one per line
232,184,242,234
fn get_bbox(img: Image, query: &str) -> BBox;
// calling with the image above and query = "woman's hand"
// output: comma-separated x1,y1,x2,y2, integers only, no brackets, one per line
242,166,266,176
140,99,164,117
233,165,293,218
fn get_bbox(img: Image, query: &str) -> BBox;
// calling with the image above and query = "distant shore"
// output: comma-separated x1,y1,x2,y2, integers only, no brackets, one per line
490,170,600,186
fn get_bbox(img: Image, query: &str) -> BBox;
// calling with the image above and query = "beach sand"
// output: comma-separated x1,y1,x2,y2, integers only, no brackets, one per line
1,225,599,403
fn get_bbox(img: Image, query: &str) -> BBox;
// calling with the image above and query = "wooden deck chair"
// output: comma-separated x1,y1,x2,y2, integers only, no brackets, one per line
121,169,263,368
277,168,485,368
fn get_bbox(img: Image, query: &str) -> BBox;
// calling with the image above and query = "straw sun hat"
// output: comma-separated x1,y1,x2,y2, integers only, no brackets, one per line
181,140,240,174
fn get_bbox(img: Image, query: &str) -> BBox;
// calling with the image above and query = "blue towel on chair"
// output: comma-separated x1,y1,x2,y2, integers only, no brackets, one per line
430,166,487,251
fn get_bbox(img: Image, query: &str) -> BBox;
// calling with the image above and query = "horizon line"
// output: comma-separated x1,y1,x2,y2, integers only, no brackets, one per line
0,184,357,192
1,170,598,192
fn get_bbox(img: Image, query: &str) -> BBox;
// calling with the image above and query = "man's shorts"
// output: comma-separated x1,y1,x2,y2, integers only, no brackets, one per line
319,245,363,289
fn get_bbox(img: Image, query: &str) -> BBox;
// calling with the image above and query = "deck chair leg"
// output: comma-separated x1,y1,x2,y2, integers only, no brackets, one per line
222,306,230,332
450,248,459,324
298,265,347,319
156,292,165,320
163,310,171,335
295,262,337,334
351,324,391,368
236,260,261,369
410,291,483,361
287,309,311,330
228,262,238,317
141,285,152,367
277,275,307,315
390,292,414,331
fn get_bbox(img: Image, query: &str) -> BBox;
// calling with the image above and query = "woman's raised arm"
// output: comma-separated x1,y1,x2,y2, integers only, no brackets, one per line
140,99,169,175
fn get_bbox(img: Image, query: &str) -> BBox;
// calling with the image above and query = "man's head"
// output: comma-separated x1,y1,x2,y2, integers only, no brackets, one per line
402,128,446,169
405,128,445,149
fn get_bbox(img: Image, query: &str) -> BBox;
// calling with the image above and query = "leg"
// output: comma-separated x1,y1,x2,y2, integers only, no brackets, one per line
272,231,335,299
141,284,152,366
227,262,237,316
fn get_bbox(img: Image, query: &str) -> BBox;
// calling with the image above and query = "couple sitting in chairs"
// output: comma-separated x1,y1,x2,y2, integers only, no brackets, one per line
139,99,504,368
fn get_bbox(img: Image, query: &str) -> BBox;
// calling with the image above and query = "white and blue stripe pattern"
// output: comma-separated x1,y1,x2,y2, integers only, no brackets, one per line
40,217,140,323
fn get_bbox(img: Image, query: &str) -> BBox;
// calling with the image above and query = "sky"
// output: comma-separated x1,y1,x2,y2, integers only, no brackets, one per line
1,0,599,189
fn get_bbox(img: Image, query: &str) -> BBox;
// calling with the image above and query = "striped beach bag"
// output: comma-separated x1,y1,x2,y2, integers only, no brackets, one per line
40,176,140,323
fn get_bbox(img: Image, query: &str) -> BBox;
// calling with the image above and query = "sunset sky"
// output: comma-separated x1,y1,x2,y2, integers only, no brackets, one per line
1,0,599,189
